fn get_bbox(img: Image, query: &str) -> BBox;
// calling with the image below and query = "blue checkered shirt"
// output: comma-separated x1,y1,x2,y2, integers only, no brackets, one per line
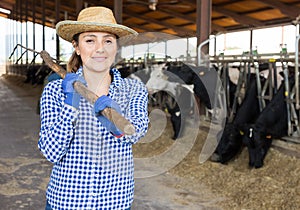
38,67,149,210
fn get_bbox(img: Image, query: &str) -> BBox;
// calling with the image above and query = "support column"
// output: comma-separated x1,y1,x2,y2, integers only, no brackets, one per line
55,0,60,60
196,0,211,55
114,0,123,24
41,0,45,51
19,0,23,64
76,0,83,16
32,0,36,63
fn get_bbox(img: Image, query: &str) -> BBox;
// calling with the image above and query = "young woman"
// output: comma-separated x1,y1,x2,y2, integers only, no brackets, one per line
38,6,149,210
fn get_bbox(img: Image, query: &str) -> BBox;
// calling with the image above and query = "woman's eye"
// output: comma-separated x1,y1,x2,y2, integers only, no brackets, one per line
105,39,113,44
86,39,94,43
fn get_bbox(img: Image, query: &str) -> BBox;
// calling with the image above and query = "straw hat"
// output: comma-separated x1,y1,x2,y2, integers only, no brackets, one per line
56,6,138,42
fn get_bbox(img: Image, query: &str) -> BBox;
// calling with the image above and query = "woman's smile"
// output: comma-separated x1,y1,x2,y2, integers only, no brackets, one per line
92,56,107,62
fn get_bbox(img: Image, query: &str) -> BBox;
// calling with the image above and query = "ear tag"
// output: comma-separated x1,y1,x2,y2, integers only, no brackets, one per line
239,130,244,135
249,128,253,138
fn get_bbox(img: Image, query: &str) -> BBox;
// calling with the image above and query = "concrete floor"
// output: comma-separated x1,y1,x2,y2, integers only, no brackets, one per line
0,75,220,210
0,75,49,210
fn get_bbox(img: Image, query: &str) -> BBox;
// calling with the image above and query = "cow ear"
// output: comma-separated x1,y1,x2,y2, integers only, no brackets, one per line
265,135,272,139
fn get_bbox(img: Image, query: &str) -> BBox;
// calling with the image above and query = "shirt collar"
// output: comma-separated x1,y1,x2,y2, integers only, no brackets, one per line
110,68,122,89
76,66,84,76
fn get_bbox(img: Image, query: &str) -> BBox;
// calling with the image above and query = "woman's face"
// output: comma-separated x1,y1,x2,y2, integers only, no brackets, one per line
75,31,117,73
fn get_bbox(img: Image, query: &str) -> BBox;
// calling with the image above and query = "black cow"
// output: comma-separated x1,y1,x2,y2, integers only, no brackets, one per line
213,75,267,163
241,80,291,168
25,65,52,85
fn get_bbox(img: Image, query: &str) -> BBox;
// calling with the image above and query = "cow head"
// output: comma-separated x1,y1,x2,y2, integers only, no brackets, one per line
242,125,272,168
213,123,243,164
146,64,182,97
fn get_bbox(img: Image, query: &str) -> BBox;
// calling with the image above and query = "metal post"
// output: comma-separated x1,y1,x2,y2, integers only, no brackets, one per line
282,62,292,135
19,0,23,64
254,62,263,111
12,5,18,63
15,0,19,64
197,36,215,66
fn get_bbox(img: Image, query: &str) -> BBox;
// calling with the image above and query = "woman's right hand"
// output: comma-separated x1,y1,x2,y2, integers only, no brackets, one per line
62,73,86,109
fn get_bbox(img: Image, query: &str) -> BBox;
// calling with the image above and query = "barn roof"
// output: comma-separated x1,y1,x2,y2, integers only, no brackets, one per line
0,0,299,38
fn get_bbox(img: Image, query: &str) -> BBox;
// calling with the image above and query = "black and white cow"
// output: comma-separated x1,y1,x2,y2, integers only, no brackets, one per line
165,62,219,110
165,84,195,139
145,64,195,139
241,79,292,168
146,62,220,139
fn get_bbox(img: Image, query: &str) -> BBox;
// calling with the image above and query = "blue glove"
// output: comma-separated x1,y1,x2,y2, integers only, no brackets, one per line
62,73,86,109
47,72,61,82
94,95,124,138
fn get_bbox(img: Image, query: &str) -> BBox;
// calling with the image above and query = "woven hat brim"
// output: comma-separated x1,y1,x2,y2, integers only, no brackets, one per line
56,21,138,42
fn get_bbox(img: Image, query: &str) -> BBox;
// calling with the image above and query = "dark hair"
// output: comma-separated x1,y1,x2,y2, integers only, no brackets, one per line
67,33,82,73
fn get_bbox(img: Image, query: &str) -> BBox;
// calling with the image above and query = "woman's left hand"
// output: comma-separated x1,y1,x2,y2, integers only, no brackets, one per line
94,95,124,138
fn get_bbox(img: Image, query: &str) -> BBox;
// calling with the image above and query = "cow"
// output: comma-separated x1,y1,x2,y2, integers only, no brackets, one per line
241,79,292,168
25,64,52,85
146,64,199,140
146,62,222,139
145,64,195,139
165,84,194,139
212,75,268,163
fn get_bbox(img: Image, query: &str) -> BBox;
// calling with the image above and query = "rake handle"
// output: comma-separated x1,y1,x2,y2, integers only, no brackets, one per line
40,50,135,135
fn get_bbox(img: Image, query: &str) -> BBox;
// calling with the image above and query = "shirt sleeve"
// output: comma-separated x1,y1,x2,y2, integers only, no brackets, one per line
38,80,79,163
120,80,149,144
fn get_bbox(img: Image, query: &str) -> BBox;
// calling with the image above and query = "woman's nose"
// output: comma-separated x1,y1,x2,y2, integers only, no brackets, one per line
96,42,105,53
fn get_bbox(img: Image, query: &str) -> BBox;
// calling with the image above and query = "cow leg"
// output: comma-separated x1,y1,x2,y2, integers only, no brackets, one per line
194,95,205,116
170,113,181,140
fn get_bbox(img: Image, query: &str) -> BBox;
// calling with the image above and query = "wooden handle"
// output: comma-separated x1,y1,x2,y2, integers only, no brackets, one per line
40,50,136,135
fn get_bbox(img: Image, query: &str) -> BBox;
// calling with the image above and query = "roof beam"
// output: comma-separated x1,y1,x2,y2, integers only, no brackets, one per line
213,5,263,27
256,0,300,19
125,8,196,37
157,7,226,32
0,1,13,11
